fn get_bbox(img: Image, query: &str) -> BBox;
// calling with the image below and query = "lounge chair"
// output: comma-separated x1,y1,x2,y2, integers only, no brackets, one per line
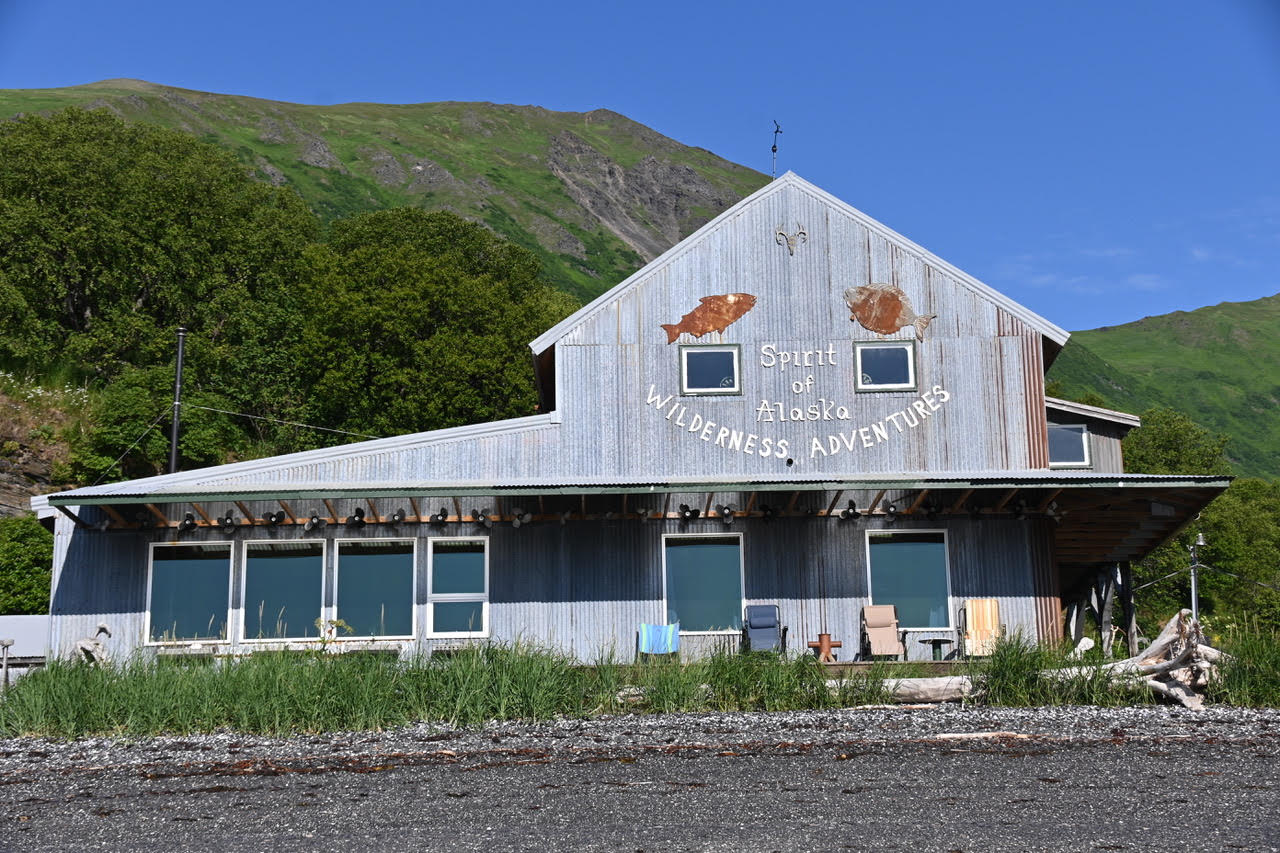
861,604,905,660
742,605,788,653
959,598,1001,657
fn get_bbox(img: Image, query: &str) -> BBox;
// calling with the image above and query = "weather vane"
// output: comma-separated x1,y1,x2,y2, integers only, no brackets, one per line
771,120,782,179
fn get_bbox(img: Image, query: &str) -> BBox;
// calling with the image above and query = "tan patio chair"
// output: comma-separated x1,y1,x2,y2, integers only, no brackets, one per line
861,605,905,660
959,598,1001,657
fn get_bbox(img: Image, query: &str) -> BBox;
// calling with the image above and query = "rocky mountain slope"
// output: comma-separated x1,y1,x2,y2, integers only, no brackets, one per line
0,79,767,302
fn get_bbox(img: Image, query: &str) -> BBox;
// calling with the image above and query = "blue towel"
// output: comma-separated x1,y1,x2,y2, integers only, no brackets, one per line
638,622,680,654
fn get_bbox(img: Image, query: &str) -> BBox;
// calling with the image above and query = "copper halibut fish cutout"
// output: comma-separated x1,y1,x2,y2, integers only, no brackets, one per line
843,283,936,341
661,293,757,344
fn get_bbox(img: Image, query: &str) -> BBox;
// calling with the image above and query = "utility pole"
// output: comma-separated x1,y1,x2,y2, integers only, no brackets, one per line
169,327,187,474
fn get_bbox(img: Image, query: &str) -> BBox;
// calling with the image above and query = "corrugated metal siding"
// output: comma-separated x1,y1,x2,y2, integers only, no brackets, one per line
53,513,1058,662
48,508,147,657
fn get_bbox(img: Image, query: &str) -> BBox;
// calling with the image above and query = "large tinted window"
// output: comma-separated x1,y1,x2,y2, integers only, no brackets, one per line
337,540,414,637
664,536,743,631
867,532,950,628
243,542,323,639
429,539,487,636
149,544,230,642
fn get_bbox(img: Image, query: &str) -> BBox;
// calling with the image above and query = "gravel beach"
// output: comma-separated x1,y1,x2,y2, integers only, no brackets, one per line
3,705,1278,852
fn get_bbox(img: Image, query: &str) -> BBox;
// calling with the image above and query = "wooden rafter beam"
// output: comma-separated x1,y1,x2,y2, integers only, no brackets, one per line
947,489,974,514
825,490,845,517
145,503,171,526
409,497,423,523
866,490,886,513
994,489,1020,512
906,490,930,514
100,505,129,527
278,500,298,524
1037,489,1064,512
235,501,256,525
191,503,213,524
56,505,88,527
785,491,800,515
365,498,381,523
744,492,758,514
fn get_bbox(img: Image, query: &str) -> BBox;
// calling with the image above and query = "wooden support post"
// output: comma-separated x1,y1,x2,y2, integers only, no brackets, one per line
1096,566,1117,659
1119,561,1139,657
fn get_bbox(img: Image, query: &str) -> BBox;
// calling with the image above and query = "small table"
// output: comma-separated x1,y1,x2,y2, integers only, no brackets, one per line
917,637,954,661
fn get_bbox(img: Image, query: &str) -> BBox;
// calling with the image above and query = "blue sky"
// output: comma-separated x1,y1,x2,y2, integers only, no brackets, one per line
1,0,1277,331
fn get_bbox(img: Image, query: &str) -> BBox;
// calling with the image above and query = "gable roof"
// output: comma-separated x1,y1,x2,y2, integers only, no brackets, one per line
529,172,1069,355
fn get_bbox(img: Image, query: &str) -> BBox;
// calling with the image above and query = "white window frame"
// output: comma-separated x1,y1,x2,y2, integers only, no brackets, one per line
679,344,742,396
239,539,327,643
864,529,953,631
1048,423,1092,469
427,536,490,639
854,341,917,392
334,538,417,640
144,541,233,646
661,532,745,635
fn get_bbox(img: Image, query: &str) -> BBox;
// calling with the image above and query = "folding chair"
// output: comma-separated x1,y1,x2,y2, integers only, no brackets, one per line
959,598,1001,657
861,604,905,660
742,605,788,653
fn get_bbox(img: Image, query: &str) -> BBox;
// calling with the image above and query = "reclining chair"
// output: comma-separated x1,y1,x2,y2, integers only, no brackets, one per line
861,604,905,660
742,605,788,653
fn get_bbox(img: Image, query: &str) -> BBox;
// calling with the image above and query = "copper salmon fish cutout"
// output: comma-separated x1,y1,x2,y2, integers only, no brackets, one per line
661,293,757,344
843,283,936,341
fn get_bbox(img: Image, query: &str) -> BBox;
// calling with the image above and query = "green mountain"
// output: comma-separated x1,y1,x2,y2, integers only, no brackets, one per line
0,79,767,302
1048,295,1280,478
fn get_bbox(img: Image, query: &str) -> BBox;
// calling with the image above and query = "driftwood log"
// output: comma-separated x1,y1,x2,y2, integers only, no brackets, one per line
863,610,1222,710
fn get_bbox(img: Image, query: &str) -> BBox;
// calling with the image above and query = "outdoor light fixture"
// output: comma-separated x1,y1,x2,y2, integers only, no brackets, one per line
718,504,735,526
883,502,898,523
678,503,701,521
1045,501,1064,523
559,509,573,526
759,504,777,521
216,512,237,530
839,500,860,521
389,508,407,524
968,503,983,520
304,512,327,532
430,507,448,525
1012,501,1027,521
511,508,534,529
347,507,367,528
472,508,493,529
263,510,286,525
179,512,198,532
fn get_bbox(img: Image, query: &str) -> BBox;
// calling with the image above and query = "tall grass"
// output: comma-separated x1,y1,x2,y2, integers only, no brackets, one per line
12,631,1278,738
1208,622,1280,707
972,634,1146,707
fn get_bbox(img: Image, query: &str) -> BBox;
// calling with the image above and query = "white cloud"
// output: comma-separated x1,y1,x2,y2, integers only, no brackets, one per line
1126,273,1168,292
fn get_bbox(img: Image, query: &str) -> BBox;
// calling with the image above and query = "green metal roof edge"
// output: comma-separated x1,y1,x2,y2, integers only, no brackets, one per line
45,474,1232,506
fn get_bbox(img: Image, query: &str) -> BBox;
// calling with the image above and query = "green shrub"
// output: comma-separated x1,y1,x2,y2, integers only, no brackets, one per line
1209,623,1280,707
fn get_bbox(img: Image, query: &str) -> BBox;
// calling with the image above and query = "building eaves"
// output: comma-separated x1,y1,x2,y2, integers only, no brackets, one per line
43,470,1230,507
1045,396,1142,428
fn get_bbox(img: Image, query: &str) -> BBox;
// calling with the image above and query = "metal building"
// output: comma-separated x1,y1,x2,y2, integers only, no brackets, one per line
32,173,1228,662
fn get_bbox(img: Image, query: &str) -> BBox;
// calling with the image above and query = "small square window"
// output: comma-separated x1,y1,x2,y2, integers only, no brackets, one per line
1048,423,1091,468
855,343,916,392
680,345,740,395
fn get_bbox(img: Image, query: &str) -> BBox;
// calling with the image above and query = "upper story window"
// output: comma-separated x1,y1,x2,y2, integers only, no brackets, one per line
1048,423,1091,468
855,342,916,392
680,345,741,395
